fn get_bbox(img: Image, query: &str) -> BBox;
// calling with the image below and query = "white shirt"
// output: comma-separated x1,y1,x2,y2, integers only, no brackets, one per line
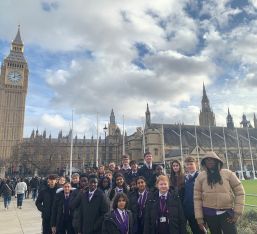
187,171,197,179
117,208,126,221
145,163,152,169
88,189,96,201
122,165,131,170
159,191,168,199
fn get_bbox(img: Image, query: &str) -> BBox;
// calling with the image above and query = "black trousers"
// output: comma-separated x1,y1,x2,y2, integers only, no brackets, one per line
205,212,237,234
186,215,205,234
57,219,75,234
42,218,51,234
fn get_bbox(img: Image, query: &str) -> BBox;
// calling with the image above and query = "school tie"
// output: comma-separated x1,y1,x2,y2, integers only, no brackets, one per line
161,195,166,207
117,188,123,193
138,193,143,207
88,192,93,201
188,174,192,180
122,211,126,222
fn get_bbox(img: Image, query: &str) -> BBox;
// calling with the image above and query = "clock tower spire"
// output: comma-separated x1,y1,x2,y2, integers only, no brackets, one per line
0,26,29,161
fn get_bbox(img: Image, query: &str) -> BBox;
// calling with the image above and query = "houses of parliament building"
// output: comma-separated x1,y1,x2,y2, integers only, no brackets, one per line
1,28,257,175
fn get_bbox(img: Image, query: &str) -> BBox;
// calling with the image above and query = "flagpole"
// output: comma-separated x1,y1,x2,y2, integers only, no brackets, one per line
69,110,74,181
96,113,99,168
209,124,213,151
223,127,229,169
246,126,256,179
122,115,125,155
161,124,165,167
235,128,244,180
194,124,200,170
179,123,183,168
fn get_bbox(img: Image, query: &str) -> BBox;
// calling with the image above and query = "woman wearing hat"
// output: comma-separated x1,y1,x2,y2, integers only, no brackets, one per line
194,151,245,234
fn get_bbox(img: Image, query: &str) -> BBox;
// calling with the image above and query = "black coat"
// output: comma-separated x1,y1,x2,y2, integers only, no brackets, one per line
36,186,57,221
138,165,155,189
0,181,13,197
102,210,133,234
128,190,151,234
125,171,139,185
143,191,187,234
51,190,74,231
78,189,109,234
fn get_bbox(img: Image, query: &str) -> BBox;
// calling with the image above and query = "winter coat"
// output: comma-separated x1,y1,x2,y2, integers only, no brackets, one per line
36,186,57,221
0,181,13,197
51,190,74,232
102,210,133,234
144,191,187,234
194,152,245,224
78,189,109,234
128,189,151,234
138,165,156,189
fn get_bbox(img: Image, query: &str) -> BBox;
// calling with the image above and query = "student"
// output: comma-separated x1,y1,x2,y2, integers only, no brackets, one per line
144,175,187,234
51,182,75,234
138,152,156,190
128,176,150,234
36,174,58,234
125,160,139,185
102,193,133,234
183,156,204,234
169,160,185,200
194,151,245,234
98,176,112,201
71,173,80,189
98,165,106,180
78,175,109,234
69,174,89,234
120,155,131,175
109,173,129,202
152,165,165,191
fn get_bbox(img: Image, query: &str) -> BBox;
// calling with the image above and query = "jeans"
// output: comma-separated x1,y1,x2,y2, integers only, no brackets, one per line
3,195,11,208
205,212,238,234
31,188,38,201
17,193,24,207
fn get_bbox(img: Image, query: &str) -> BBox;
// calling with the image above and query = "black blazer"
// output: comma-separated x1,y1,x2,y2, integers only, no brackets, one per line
138,165,155,189
143,191,187,234
102,210,133,234
51,191,73,231
78,189,109,234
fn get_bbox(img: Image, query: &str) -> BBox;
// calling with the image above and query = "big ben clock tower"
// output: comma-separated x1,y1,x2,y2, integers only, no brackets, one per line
0,26,29,161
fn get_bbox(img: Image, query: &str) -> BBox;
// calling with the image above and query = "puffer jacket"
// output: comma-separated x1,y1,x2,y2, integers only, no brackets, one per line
194,151,245,224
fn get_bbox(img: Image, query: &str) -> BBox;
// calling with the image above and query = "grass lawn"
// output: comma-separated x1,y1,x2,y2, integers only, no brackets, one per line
242,180,257,208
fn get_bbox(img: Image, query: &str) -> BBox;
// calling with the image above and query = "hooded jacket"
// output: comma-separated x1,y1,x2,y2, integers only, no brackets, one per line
194,151,245,224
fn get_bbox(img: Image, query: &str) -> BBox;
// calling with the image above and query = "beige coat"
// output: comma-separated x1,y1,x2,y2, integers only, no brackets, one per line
194,152,245,224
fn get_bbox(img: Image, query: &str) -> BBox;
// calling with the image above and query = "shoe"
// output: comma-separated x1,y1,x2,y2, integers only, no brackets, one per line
19,206,22,209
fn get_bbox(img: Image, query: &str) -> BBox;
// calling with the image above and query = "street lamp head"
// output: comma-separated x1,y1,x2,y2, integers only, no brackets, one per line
103,124,108,133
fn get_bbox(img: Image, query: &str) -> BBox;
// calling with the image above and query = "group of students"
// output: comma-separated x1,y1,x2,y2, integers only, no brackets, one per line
35,151,245,234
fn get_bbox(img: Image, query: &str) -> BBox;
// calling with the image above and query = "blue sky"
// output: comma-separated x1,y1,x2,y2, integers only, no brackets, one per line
1,0,257,138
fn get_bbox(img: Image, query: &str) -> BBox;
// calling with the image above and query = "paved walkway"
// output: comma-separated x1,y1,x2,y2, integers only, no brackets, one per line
0,198,41,234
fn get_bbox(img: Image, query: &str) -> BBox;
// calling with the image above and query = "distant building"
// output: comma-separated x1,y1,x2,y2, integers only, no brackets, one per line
0,26,29,161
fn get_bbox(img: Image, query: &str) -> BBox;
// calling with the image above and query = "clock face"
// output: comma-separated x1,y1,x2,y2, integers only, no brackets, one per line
7,71,22,84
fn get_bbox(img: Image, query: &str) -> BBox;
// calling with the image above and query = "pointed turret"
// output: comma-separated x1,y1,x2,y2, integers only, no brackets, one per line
226,108,234,129
240,114,250,128
13,25,23,45
199,83,216,126
43,129,46,139
145,103,151,128
110,109,116,124
30,129,35,139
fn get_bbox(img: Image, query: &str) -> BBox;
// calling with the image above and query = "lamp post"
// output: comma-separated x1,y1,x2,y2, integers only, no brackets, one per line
103,125,108,164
